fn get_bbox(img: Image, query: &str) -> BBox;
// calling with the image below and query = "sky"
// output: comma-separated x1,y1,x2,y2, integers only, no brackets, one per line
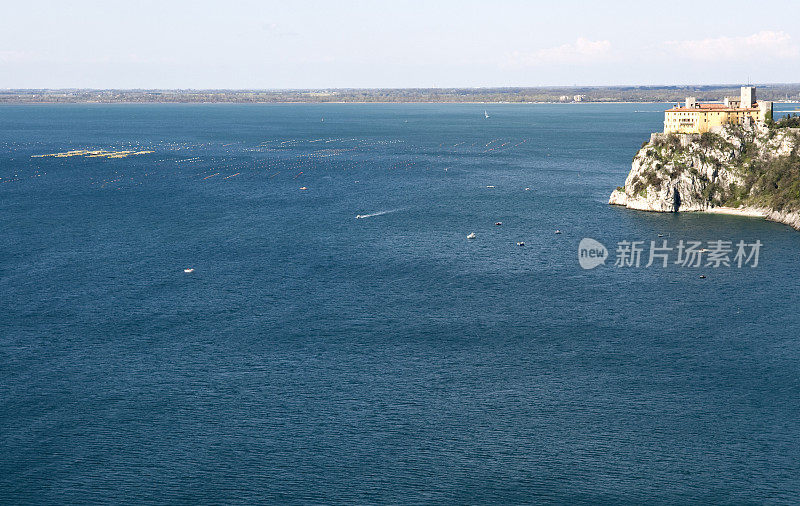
1,0,800,89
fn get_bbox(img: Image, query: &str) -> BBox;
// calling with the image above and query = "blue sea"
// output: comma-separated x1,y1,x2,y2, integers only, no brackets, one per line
2,103,799,503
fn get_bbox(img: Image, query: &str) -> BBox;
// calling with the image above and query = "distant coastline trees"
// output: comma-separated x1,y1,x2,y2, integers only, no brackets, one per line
2,85,800,104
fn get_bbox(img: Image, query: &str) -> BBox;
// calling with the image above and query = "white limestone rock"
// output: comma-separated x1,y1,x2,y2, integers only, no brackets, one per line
609,123,800,229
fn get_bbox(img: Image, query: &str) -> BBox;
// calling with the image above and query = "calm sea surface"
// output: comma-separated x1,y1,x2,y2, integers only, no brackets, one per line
2,103,799,503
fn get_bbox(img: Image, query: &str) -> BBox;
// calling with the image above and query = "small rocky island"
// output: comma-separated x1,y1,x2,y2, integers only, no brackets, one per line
610,87,800,230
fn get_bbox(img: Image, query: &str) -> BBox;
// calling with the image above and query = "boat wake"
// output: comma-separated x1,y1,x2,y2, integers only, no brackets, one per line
355,209,401,219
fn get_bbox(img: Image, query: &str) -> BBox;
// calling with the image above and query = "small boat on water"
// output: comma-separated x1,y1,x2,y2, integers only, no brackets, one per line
554,230,562,234
467,232,476,239
517,241,525,247
184,268,194,273
484,110,490,119
495,222,502,226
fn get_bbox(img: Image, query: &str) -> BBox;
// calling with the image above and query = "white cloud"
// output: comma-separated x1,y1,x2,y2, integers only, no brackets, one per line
0,50,32,63
664,30,799,61
504,38,612,67
257,21,297,38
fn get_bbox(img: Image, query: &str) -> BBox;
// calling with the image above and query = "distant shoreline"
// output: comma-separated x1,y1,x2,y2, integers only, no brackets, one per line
2,100,799,106
0,100,678,105
2,85,800,105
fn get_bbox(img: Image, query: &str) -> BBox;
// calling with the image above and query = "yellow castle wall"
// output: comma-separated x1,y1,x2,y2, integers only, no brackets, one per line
663,108,764,134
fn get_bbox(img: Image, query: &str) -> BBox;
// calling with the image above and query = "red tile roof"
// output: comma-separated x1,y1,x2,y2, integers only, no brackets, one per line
667,103,758,112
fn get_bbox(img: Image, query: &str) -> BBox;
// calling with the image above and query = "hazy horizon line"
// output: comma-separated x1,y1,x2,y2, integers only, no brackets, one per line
4,83,800,92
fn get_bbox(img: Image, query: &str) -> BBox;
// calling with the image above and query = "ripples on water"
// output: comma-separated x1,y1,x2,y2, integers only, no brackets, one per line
1,104,799,502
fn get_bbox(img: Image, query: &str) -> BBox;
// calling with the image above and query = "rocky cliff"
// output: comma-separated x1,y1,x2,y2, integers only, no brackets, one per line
609,121,800,229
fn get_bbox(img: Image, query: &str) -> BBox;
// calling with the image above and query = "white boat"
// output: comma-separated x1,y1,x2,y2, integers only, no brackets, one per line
467,232,476,239
484,110,489,119
184,268,194,273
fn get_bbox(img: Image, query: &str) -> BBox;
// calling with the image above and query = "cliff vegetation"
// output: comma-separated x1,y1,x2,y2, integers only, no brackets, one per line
609,118,800,228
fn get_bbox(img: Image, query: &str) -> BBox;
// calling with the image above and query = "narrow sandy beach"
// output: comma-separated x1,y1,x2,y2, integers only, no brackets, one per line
702,206,768,218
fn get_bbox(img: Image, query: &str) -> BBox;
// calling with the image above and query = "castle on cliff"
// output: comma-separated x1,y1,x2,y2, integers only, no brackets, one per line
664,86,773,134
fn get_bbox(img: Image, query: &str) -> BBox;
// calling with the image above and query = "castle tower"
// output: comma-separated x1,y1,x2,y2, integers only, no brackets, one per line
759,101,773,122
741,86,756,108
